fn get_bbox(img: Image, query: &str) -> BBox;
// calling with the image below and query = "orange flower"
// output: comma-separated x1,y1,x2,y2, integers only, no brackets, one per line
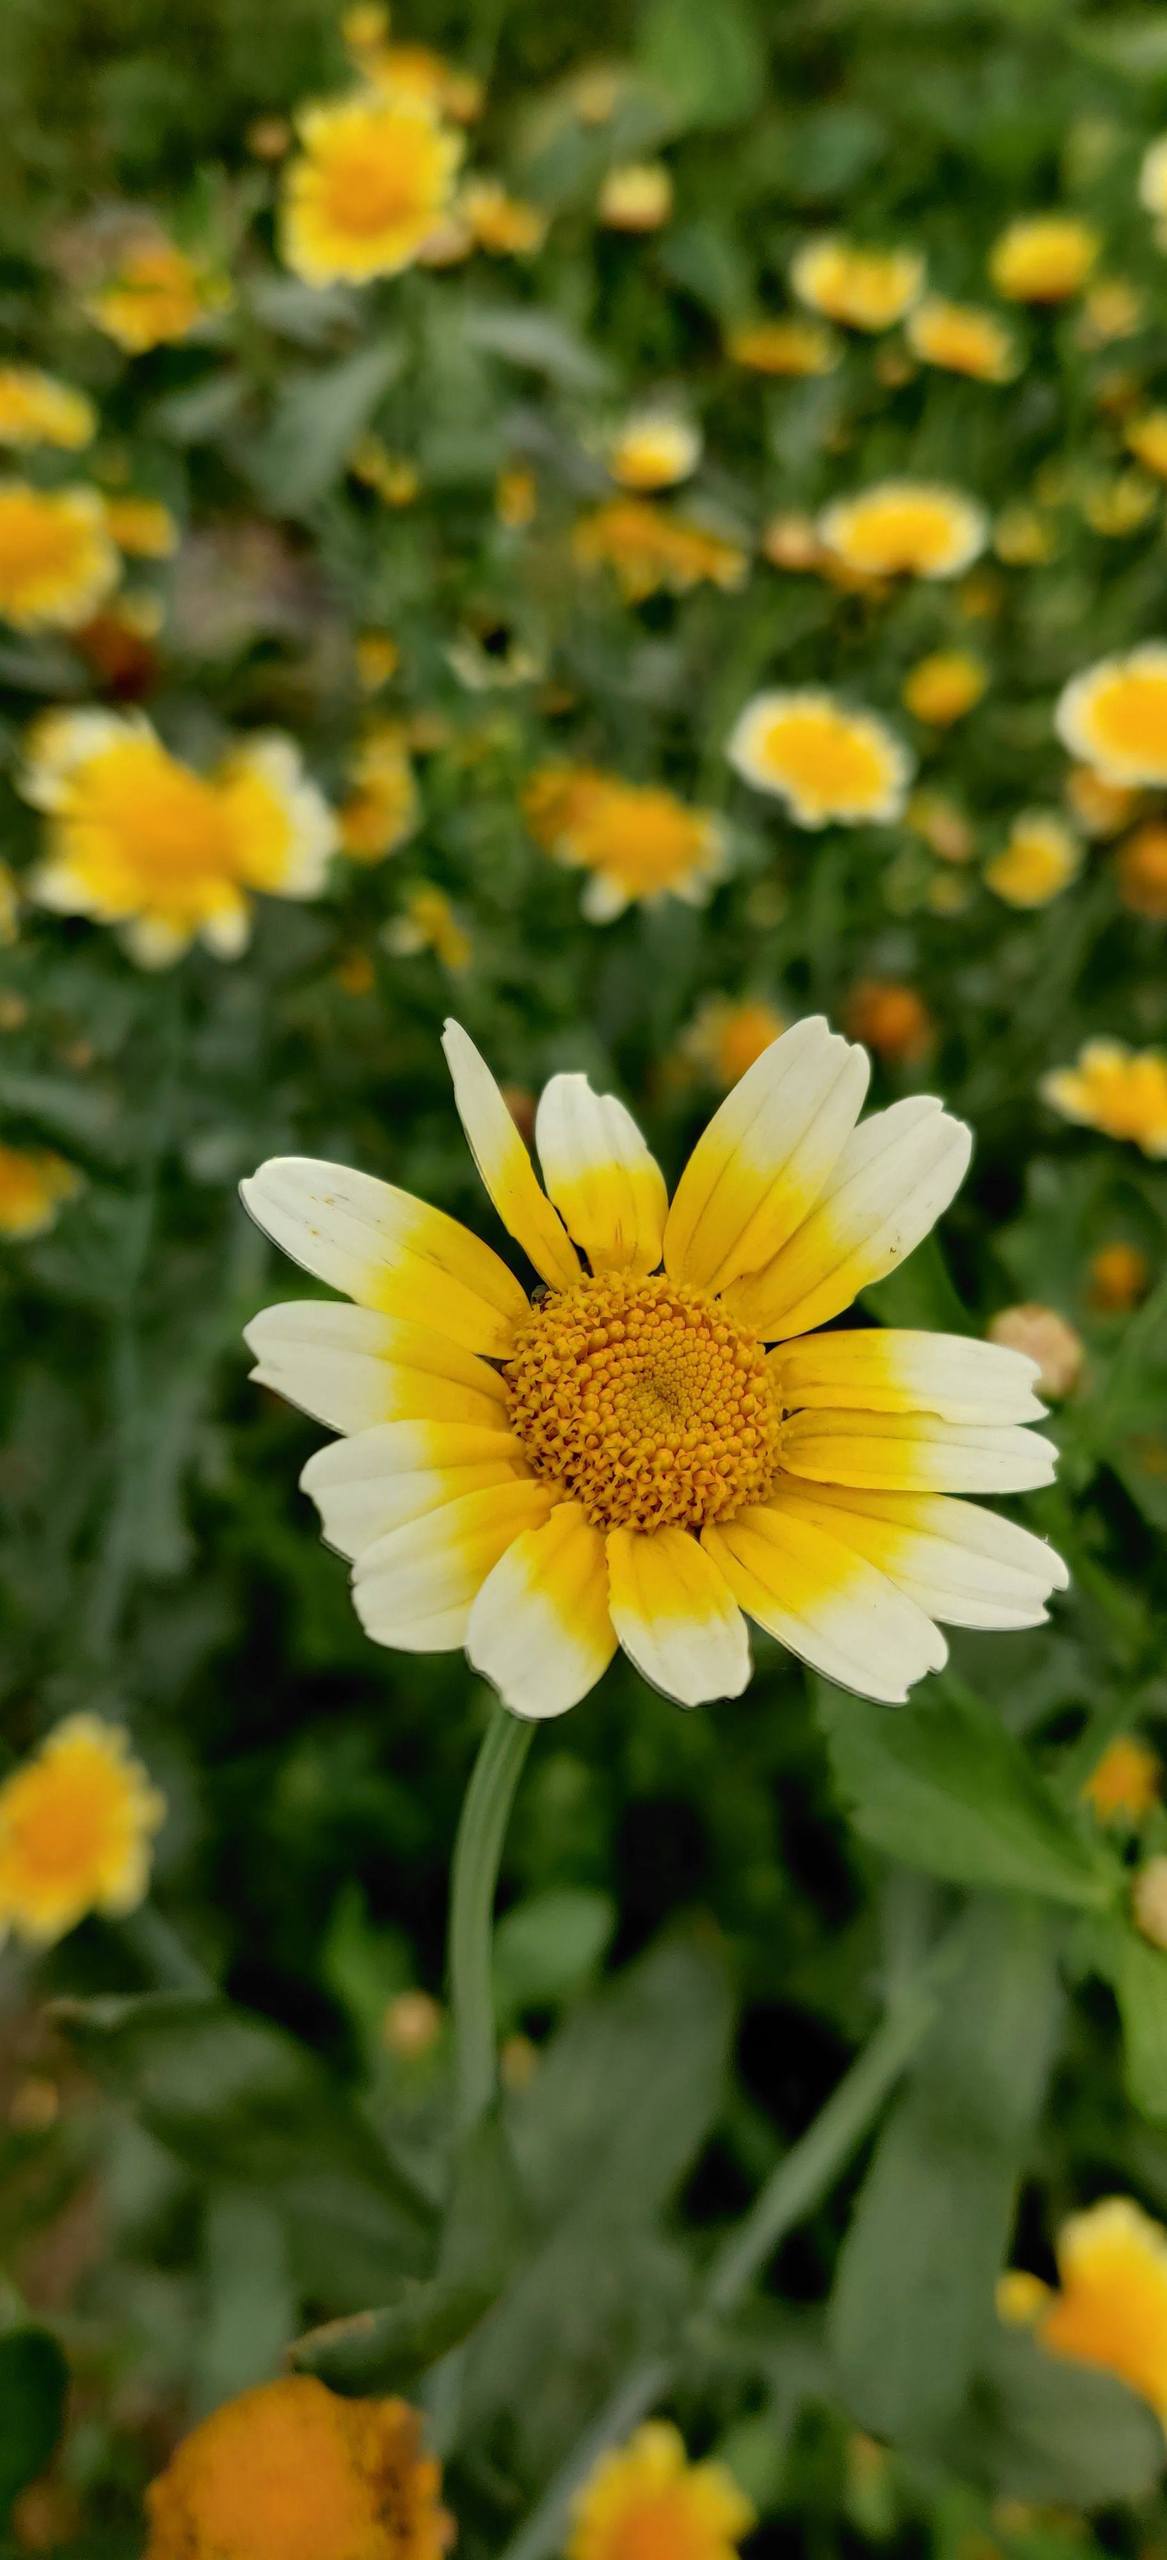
844,980,934,1065
679,995,788,1088
282,92,462,286
1082,1736,1160,1824
1042,1040,1167,1156
0,1716,163,1945
1088,1241,1150,1312
525,764,726,919
573,499,747,601
87,237,230,351
567,2421,754,2560
0,1143,79,1240
1116,821,1167,920
1065,763,1140,840
1003,2201,1167,2430
144,2376,452,2560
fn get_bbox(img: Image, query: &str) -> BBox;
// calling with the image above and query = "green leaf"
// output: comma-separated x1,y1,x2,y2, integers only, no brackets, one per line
462,304,613,393
493,1886,616,2027
829,1900,1061,2445
862,1232,972,1334
1113,1923,1167,2124
939,2324,1163,2505
292,2111,526,2392
248,339,402,514
0,2327,68,2518
52,1992,430,2273
638,0,765,129
821,1685,1114,1909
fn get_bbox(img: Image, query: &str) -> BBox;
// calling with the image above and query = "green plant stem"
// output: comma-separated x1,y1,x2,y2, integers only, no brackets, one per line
119,1901,214,1995
500,1950,950,2560
449,1703,533,2136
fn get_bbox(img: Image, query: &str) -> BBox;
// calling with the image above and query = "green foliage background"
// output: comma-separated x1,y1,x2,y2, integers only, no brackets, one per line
1,0,1166,2551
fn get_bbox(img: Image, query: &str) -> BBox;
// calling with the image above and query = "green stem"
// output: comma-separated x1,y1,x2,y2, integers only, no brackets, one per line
118,1902,215,1994
449,1703,533,2135
500,1953,948,2560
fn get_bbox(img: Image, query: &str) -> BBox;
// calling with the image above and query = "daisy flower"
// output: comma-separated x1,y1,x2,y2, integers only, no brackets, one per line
725,317,840,375
566,2422,754,2560
818,480,987,581
989,215,1099,303
0,1716,164,1947
0,1143,79,1240
598,163,673,230
985,811,1081,907
791,236,924,331
144,2375,452,2560
23,711,336,966
902,651,986,726
524,766,726,919
905,298,1017,382
1001,2200,1167,2431
242,1016,1065,1717
1041,1040,1167,1156
606,411,702,492
281,91,463,286
727,690,912,829
1056,646,1167,786
0,365,95,451
0,482,118,629
86,236,230,352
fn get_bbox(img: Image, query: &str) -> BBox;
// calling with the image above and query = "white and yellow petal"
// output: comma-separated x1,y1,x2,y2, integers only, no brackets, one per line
301,1419,529,1558
351,1478,554,1650
779,1406,1057,1494
606,1525,751,1706
768,1482,1068,1631
467,1500,616,1716
534,1072,667,1276
703,1501,947,1702
441,1019,581,1290
771,1329,1046,1425
722,1095,972,1341
240,1155,528,1356
663,1016,869,1296
244,1302,511,1435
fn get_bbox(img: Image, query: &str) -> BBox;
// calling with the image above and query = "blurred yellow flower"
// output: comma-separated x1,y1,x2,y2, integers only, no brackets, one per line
496,464,537,527
339,726,419,861
726,316,839,375
791,236,924,331
1042,1039,1167,1155
598,162,673,230
1139,134,1167,218
905,297,1017,381
985,811,1081,907
281,92,462,286
355,629,401,691
906,789,973,863
23,710,336,966
574,498,747,601
760,512,824,572
87,236,230,351
1088,1240,1150,1311
0,1143,78,1240
357,30,483,123
105,494,179,558
384,885,471,971
728,690,912,829
1082,1735,1160,1823
1082,472,1157,537
461,178,548,255
525,764,726,919
989,214,1099,303
1057,645,1167,786
679,994,788,1089
819,481,987,580
994,504,1055,566
606,411,701,491
567,2421,755,2560
1125,411,1167,480
844,979,935,1065
0,364,95,450
351,435,421,505
0,481,118,629
1116,820,1167,919
1065,762,1140,839
1080,277,1143,345
1002,2200,1167,2431
902,650,986,726
145,2375,452,2560
0,1716,163,1945
987,1302,1082,1399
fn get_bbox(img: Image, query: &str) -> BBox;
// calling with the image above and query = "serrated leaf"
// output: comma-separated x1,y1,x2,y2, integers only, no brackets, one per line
822,1686,1113,1909
493,1886,615,2027
248,339,403,513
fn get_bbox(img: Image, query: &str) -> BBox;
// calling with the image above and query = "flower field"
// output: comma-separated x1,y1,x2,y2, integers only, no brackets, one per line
1,0,1167,2551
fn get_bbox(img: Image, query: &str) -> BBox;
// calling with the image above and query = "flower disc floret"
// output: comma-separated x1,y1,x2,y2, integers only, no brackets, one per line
504,1271,781,1532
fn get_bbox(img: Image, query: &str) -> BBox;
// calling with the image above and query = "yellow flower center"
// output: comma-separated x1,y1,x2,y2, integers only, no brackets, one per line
505,1271,780,1532
756,706,888,806
84,738,235,880
0,488,90,582
322,126,438,235
1088,669,1167,762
